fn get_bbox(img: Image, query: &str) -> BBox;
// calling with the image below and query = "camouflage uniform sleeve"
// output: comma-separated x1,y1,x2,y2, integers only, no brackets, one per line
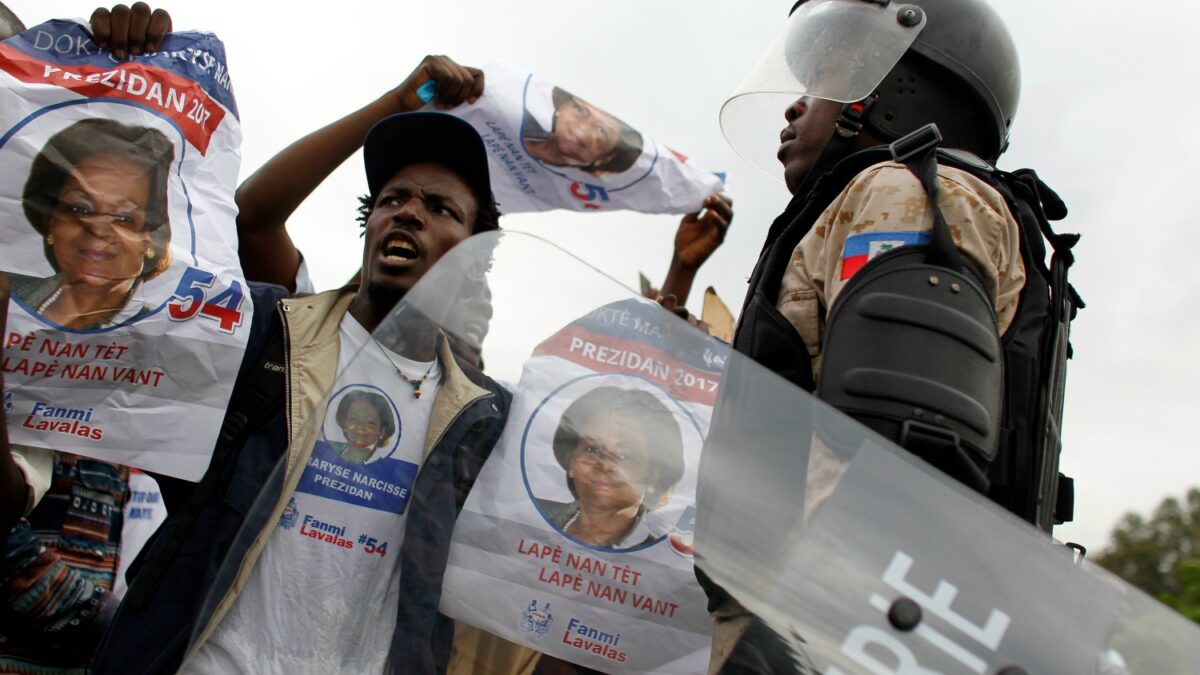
777,161,1025,378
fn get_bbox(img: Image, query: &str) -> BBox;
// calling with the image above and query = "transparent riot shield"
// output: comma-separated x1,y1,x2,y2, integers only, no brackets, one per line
183,231,1199,674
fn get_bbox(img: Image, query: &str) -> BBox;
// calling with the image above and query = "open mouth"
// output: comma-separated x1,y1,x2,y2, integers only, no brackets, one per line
382,232,420,264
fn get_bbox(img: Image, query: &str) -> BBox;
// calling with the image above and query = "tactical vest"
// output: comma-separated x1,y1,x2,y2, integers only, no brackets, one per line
732,144,1081,531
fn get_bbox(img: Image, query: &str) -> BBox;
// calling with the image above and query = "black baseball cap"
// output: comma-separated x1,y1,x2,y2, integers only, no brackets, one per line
362,112,493,206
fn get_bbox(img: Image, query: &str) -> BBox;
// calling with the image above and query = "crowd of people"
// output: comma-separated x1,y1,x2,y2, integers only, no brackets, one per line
0,0,1064,673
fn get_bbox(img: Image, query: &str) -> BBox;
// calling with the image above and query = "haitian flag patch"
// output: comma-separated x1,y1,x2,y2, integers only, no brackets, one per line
840,231,930,280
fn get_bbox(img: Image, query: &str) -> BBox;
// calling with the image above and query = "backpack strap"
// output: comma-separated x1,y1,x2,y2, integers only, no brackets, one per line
1010,168,1084,313
123,307,287,611
889,124,967,273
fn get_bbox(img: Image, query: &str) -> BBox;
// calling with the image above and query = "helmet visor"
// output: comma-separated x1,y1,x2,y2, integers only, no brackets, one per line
721,0,926,180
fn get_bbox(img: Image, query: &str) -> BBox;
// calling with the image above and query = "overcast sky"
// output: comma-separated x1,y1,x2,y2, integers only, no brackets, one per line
12,0,1200,556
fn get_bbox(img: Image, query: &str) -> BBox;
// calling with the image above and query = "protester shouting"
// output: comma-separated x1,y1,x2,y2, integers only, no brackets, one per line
94,55,510,675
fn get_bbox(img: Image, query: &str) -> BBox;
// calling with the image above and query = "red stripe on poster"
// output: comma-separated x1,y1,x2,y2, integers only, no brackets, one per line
535,327,719,406
0,43,225,154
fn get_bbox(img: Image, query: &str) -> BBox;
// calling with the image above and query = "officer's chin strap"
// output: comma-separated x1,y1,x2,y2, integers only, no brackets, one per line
788,95,879,200
834,95,876,140
761,97,878,251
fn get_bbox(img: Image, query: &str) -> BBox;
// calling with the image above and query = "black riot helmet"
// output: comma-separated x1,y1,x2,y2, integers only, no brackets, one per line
721,0,1020,178
856,0,1020,160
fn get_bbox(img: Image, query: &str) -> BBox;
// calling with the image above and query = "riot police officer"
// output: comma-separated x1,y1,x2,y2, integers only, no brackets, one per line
702,0,1075,671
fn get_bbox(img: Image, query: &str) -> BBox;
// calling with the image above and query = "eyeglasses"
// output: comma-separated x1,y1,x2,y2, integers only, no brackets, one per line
54,201,146,231
575,441,649,471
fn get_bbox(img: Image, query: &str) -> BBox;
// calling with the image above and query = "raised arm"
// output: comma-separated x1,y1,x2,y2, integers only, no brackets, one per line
235,55,485,290
658,194,733,307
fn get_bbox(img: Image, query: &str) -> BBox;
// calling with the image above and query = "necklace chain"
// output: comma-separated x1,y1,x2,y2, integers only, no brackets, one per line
36,286,64,314
395,359,436,399
37,283,139,321
373,339,437,399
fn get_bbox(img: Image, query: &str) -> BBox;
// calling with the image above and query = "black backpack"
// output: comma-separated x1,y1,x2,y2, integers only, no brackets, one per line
897,131,1083,532
734,126,1083,533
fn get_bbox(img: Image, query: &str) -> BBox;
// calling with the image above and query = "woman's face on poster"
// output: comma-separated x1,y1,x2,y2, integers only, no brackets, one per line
48,152,152,290
550,98,622,167
569,410,654,512
341,398,386,451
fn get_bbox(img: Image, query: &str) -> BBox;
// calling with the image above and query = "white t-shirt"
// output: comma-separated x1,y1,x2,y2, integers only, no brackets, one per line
184,315,441,674
113,469,167,599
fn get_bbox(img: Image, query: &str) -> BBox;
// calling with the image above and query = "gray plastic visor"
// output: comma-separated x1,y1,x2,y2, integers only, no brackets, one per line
721,0,926,181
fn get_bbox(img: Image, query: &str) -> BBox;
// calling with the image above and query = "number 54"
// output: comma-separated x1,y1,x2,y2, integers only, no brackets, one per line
167,267,245,333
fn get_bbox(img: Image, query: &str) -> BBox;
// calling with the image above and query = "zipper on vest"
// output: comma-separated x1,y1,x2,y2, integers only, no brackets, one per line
279,302,294,459
188,300,295,659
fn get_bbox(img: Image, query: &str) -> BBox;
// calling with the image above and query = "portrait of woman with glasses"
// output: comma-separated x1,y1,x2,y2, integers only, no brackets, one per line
7,118,175,330
536,386,685,550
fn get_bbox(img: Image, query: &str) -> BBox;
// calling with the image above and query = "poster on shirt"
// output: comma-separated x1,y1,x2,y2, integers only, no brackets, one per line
192,316,443,673
430,60,725,215
0,20,250,480
441,298,728,673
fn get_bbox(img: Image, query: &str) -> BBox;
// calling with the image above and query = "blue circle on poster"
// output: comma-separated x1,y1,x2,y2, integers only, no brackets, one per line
520,372,702,554
320,383,403,466
0,99,199,333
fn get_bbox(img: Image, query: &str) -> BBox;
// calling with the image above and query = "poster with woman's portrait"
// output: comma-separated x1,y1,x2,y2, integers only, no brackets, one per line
429,61,726,214
0,20,249,480
440,298,729,673
300,384,419,515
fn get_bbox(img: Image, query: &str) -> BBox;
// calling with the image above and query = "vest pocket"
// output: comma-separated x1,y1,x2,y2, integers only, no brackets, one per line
736,288,816,392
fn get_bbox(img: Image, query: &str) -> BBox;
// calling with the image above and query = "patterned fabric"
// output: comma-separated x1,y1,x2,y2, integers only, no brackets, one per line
0,454,128,673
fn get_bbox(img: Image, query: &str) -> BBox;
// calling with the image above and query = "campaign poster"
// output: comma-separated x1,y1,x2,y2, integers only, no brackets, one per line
432,61,725,215
0,21,250,480
441,298,729,673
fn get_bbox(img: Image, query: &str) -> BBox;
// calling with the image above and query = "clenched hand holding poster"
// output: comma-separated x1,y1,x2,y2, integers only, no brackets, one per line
0,21,249,480
431,61,725,214
441,298,727,673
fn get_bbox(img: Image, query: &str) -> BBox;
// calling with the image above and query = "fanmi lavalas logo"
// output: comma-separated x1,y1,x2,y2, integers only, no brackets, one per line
560,616,628,664
519,600,553,639
22,401,103,440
